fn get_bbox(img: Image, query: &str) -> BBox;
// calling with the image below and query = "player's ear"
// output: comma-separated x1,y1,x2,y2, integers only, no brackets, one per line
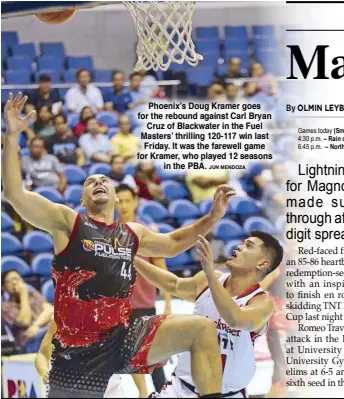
257,259,270,272
80,199,85,206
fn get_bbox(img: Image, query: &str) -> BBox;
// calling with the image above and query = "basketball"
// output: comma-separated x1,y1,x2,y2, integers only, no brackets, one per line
36,9,77,24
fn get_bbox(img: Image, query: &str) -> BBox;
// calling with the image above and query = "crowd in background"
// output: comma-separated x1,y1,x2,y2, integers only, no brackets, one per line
1,48,292,390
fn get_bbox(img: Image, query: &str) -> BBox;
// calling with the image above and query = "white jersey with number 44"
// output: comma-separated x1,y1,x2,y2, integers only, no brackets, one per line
174,273,268,394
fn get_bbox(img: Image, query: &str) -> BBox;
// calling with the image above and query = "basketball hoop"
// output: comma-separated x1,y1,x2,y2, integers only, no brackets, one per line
124,1,203,71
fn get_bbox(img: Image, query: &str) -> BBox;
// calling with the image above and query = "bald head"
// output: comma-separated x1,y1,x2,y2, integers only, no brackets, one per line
82,174,118,210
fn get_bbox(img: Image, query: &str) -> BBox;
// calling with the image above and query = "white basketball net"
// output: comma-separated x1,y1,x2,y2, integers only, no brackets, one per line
124,1,203,71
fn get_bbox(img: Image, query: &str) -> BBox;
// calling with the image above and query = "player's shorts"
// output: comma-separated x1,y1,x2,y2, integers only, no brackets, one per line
48,314,166,398
149,374,247,398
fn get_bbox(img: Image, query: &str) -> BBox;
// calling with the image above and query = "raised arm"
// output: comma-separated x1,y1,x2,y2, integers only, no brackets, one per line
134,256,216,303
2,93,76,235
129,185,236,258
197,236,274,332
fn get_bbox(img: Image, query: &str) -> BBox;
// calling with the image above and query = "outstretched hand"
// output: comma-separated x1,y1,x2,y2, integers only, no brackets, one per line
210,184,236,221
4,92,36,137
197,235,215,279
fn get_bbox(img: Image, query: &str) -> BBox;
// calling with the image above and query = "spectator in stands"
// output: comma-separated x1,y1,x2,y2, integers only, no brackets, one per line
21,137,67,193
32,105,55,139
226,83,240,102
110,115,139,163
186,170,229,204
104,71,133,115
1,270,54,353
109,155,137,191
137,70,161,98
260,162,286,222
25,74,61,116
250,61,277,96
73,106,108,138
218,57,243,84
45,114,85,166
242,81,258,99
65,68,104,113
116,183,170,391
128,72,148,108
207,83,227,101
134,161,168,205
79,116,115,164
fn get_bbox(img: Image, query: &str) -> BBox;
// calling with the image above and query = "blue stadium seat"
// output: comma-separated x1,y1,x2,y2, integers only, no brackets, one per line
139,201,168,222
97,111,118,128
74,205,87,215
94,70,112,82
275,215,286,235
166,252,192,270
5,70,31,84
162,181,188,200
23,231,54,253
224,26,249,41
229,196,261,218
223,240,243,259
34,187,64,203
63,165,87,184
108,127,119,139
37,56,64,72
252,25,276,38
180,219,197,227
65,185,83,206
213,219,245,241
195,27,220,39
169,199,200,222
7,56,33,71
41,280,54,304
123,163,136,176
194,39,220,53
243,216,276,235
88,163,111,176
198,52,220,67
1,256,31,276
11,43,36,58
40,42,65,57
58,87,69,99
31,253,53,276
137,214,155,226
1,212,14,232
2,31,19,47
34,70,60,83
199,199,213,215
187,67,214,86
155,165,185,181
1,233,23,255
20,147,30,157
67,112,80,129
157,223,174,234
63,69,78,83
1,118,5,132
66,56,93,71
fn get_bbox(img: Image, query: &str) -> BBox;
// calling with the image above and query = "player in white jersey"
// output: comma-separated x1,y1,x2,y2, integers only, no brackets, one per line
134,230,283,398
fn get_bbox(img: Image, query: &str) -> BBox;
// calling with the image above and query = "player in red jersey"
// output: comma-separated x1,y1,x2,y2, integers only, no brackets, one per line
3,93,235,399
